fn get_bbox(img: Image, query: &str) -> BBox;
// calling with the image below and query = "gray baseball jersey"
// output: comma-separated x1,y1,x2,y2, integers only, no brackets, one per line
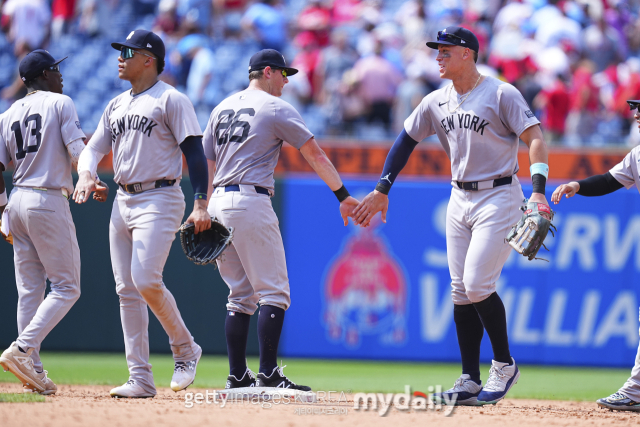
88,81,202,184
605,145,640,402
609,146,640,191
404,76,540,182
202,89,313,192
0,91,85,194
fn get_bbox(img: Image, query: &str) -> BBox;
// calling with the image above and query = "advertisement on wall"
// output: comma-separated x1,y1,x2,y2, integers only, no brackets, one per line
279,177,640,367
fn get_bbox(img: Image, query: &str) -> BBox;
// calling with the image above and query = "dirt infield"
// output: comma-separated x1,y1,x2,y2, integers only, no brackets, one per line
0,382,637,426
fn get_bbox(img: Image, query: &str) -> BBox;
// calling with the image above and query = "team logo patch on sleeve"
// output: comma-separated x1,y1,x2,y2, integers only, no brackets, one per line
75,121,81,129
525,110,535,118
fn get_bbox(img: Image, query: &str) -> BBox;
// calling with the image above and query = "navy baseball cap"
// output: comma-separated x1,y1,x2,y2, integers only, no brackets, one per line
19,49,68,82
111,29,165,59
426,26,480,52
248,49,298,76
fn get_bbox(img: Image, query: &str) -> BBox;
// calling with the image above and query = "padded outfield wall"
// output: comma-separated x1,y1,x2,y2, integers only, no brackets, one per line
0,143,637,367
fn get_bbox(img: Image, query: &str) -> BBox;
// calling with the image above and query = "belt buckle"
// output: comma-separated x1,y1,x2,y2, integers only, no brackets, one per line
133,183,143,193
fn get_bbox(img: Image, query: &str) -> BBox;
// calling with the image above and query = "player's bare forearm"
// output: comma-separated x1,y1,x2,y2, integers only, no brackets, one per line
353,190,389,226
299,138,343,190
186,199,211,234
521,125,548,166
73,170,97,204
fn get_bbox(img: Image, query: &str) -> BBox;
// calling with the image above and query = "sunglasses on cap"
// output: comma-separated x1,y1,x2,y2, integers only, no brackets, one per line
436,31,469,46
120,47,155,60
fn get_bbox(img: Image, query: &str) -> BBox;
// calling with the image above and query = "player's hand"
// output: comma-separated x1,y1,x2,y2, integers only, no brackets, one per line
93,182,109,202
185,199,211,234
339,196,360,226
551,182,580,204
353,190,389,227
73,171,97,204
529,192,551,219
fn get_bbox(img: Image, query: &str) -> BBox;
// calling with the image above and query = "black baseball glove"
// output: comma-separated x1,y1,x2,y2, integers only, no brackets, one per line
180,218,233,266
506,200,556,261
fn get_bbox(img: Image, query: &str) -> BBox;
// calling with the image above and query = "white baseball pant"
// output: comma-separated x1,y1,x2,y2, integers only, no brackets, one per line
7,187,81,372
110,187,199,394
208,185,291,314
446,179,524,305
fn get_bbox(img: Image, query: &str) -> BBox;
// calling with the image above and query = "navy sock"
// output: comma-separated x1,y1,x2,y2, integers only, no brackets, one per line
473,292,512,365
258,305,285,375
454,303,483,385
225,311,251,378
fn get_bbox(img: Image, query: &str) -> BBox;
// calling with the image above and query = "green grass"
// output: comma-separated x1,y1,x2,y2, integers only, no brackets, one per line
0,353,630,401
0,393,45,403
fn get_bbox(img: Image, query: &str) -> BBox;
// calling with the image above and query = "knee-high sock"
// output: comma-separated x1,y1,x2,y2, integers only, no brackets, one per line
258,305,285,375
473,292,512,364
454,303,484,384
225,311,251,378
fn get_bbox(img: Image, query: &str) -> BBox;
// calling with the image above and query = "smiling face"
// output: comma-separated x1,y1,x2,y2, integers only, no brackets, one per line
436,44,469,80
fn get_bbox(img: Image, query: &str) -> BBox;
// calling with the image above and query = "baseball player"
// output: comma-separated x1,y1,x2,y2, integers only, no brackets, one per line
203,49,359,390
353,26,550,405
74,30,211,398
552,105,640,412
0,49,108,395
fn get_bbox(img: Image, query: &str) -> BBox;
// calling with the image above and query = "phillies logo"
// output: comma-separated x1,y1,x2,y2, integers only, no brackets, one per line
322,223,408,348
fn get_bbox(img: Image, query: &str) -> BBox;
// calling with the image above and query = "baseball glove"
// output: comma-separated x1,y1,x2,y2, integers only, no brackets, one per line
179,218,233,266
0,219,12,245
506,200,556,261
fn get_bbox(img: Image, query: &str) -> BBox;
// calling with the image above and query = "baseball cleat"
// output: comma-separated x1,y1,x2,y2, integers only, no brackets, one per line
225,368,257,389
170,345,202,392
477,358,520,404
110,380,155,398
597,392,640,412
433,374,483,406
256,365,311,391
0,342,47,393
22,371,57,395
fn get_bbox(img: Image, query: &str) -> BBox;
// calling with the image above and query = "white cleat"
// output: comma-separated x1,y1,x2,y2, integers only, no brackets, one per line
433,374,483,406
477,358,520,404
170,345,202,392
0,342,47,393
110,379,155,398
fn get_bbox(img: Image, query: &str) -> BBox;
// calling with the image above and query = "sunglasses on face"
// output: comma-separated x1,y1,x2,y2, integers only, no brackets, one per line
46,64,60,73
437,31,468,45
272,68,287,78
120,47,155,60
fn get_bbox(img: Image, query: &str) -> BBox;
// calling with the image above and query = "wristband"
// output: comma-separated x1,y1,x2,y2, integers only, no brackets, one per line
375,182,390,195
532,174,546,194
333,185,350,202
194,193,207,201
530,163,549,179
0,189,6,206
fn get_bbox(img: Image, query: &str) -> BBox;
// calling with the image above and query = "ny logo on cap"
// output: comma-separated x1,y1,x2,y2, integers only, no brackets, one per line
282,55,286,64
127,31,135,40
147,43,152,48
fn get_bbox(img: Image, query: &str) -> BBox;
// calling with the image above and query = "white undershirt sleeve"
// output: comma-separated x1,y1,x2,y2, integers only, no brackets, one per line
77,143,105,177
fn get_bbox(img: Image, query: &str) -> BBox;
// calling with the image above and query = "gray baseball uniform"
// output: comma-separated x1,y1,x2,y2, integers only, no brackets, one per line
404,76,540,304
88,81,202,394
0,90,84,372
203,88,312,314
607,147,640,401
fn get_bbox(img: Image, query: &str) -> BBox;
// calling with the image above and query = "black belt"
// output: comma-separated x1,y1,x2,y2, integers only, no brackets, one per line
456,176,512,191
225,185,270,196
119,179,177,194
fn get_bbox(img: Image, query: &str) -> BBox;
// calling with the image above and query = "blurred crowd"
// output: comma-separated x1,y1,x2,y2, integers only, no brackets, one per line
3,0,640,145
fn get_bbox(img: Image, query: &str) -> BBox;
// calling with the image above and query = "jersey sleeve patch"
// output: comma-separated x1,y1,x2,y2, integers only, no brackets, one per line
525,110,535,118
